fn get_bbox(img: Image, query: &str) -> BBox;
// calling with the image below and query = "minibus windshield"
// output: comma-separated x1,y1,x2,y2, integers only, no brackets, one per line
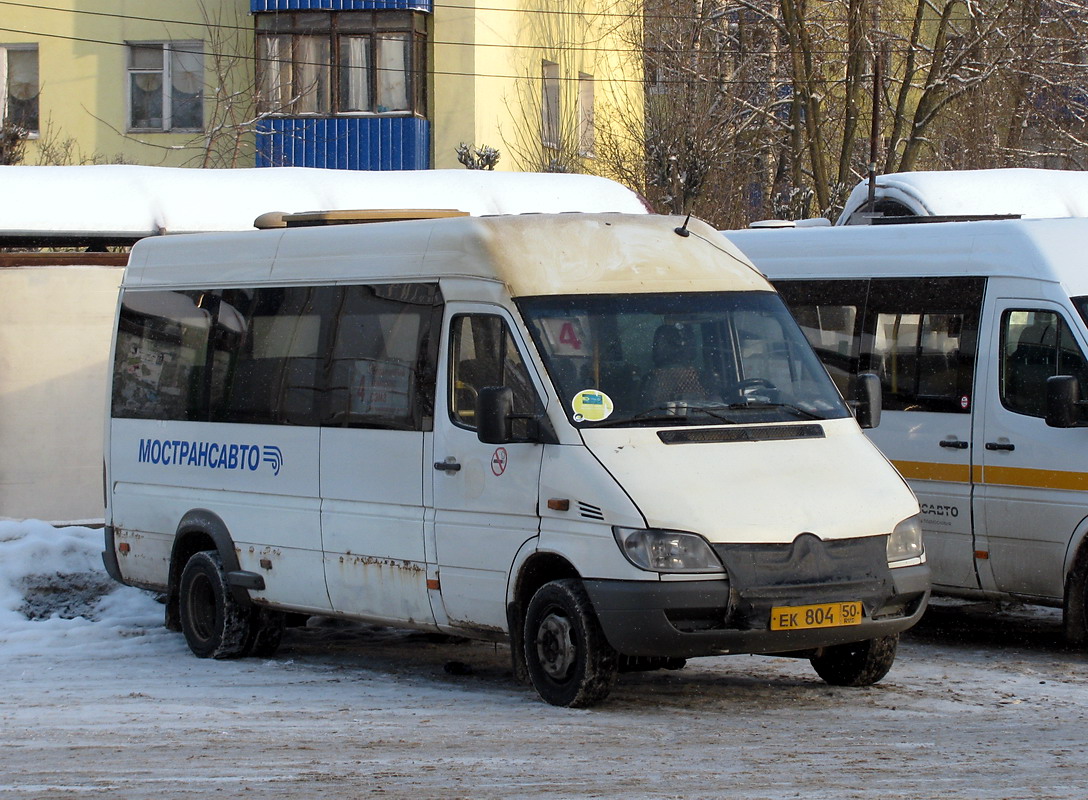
520,291,850,427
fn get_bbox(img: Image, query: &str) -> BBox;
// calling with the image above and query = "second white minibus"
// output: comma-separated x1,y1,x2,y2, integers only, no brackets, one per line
103,211,928,706
728,216,1088,643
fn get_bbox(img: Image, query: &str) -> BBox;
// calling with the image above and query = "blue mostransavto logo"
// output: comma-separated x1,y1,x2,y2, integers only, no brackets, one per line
138,439,284,476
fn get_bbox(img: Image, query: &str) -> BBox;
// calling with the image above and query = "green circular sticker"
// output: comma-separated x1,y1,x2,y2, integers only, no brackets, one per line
572,389,614,422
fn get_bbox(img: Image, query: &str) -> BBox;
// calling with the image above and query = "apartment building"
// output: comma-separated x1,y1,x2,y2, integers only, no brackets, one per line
0,0,642,171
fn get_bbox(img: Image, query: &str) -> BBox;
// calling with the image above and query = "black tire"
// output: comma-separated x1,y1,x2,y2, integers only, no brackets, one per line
242,607,286,658
810,634,898,686
523,579,618,707
1063,553,1088,647
178,550,251,659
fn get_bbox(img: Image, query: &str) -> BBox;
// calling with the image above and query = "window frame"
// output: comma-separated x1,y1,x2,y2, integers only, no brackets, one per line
447,312,544,437
541,60,560,149
255,11,428,118
774,276,985,414
999,307,1088,421
578,72,594,156
112,283,443,432
125,40,204,133
1,44,39,135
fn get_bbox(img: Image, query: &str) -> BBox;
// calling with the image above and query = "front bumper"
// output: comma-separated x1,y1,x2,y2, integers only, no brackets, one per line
583,563,930,659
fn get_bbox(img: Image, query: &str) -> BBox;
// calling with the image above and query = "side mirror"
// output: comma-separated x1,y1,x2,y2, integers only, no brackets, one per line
476,386,514,444
1046,375,1080,428
854,372,882,429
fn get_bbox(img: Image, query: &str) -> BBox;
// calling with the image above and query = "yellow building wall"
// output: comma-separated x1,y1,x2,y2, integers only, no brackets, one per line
4,0,641,173
4,0,252,167
431,0,644,175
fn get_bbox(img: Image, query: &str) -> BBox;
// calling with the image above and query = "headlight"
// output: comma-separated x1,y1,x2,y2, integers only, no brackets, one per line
888,515,925,565
612,527,724,573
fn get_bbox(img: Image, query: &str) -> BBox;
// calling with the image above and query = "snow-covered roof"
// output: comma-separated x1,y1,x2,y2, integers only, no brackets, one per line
837,168,1088,224
0,165,648,243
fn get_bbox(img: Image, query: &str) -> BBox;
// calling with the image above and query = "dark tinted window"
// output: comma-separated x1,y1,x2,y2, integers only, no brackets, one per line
775,277,984,414
449,314,542,437
1001,309,1088,420
113,283,442,430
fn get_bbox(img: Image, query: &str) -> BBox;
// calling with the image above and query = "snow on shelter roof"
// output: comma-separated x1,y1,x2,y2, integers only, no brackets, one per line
0,165,648,246
837,168,1088,224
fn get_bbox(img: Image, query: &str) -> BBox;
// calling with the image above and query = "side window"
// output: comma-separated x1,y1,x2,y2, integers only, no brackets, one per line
113,290,212,421
210,287,325,426
773,279,868,399
1001,309,1088,420
863,278,984,413
113,283,442,429
450,314,541,434
325,283,442,431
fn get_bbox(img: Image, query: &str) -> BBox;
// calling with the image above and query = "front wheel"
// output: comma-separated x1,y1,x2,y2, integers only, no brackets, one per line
809,634,898,686
178,550,251,659
523,579,618,707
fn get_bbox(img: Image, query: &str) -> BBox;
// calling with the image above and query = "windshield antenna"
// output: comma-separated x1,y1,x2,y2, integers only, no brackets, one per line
674,213,691,237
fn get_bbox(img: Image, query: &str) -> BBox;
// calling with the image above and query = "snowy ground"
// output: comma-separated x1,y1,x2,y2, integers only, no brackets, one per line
1,521,1086,799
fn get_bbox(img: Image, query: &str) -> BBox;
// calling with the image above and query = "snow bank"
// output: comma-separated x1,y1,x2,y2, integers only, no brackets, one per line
0,520,165,655
0,165,649,236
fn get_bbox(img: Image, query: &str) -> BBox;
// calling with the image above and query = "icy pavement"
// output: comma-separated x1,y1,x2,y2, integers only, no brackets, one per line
1,521,1086,799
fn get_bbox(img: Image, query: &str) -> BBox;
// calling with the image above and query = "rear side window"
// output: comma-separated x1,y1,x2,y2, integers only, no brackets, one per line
113,283,442,430
775,277,984,413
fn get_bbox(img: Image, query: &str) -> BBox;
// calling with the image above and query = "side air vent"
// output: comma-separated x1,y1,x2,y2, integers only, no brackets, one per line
579,502,605,521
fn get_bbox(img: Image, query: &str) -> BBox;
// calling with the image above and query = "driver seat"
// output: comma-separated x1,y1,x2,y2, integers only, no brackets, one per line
642,324,707,405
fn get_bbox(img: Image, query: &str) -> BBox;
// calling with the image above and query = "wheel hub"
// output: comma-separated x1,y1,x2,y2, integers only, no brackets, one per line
536,611,577,680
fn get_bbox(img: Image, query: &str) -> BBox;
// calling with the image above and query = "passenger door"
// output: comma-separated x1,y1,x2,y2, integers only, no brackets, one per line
430,306,546,631
973,298,1088,600
320,284,443,625
862,278,984,592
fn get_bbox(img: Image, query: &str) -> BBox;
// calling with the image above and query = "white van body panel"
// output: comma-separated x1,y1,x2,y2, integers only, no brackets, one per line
110,418,332,612
728,217,1088,607
581,419,915,544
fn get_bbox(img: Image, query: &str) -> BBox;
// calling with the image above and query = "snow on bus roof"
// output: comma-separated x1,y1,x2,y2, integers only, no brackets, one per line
837,168,1088,224
0,165,648,238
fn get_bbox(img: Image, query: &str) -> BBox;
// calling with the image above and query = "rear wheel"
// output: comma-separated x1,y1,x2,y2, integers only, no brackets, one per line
809,634,898,686
523,579,618,707
178,550,251,659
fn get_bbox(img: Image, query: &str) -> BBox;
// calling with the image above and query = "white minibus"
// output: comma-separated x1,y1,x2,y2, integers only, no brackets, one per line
837,168,1088,225
727,217,1088,643
103,211,928,706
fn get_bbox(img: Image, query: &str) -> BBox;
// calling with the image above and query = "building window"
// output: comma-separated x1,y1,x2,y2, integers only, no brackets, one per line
127,42,203,132
578,72,594,156
1,45,39,133
541,60,560,148
256,12,427,117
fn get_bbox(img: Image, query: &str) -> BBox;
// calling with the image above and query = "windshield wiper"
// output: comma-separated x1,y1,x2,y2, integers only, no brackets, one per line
587,404,741,427
727,401,825,420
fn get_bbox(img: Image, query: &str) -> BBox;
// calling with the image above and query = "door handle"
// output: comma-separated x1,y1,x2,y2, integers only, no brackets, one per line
434,460,462,472
985,442,1016,452
939,440,969,449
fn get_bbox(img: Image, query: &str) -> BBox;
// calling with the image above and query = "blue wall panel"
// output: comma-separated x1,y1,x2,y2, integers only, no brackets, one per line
256,117,430,170
251,0,432,12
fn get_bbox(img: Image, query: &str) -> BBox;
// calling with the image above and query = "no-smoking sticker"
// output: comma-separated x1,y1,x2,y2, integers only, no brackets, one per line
491,447,508,476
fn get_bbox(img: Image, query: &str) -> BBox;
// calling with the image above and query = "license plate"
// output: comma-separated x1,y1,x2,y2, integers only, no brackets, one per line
769,601,863,631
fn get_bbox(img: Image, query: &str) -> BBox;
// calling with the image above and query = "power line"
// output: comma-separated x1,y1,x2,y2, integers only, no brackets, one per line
0,0,1071,45
0,23,882,87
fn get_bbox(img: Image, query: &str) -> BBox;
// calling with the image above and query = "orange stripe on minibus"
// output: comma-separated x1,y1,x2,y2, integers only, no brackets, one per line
891,460,972,483
981,466,1088,492
892,460,1088,492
